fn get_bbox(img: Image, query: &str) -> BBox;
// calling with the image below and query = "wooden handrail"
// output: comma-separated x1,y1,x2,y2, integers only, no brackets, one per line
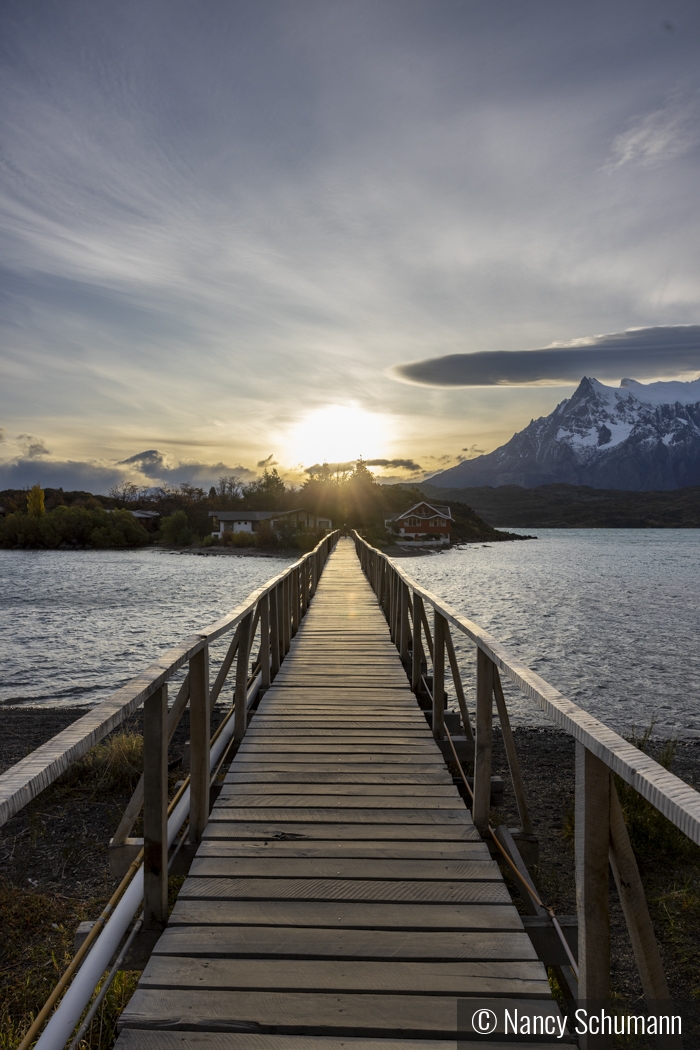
352,530,700,846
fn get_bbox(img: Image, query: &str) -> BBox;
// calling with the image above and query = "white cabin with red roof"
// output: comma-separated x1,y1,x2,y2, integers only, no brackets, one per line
385,501,453,545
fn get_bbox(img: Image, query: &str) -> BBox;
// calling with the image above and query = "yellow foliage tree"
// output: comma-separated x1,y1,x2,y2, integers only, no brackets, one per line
27,484,45,517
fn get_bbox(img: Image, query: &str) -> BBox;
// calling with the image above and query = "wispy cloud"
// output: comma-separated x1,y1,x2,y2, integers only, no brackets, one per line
392,326,700,387
1,3,700,472
609,92,699,168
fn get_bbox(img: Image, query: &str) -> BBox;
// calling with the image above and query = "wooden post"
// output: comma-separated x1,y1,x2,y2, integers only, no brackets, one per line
234,611,253,742
492,667,532,834
420,605,435,661
445,627,474,743
473,647,494,834
302,558,309,612
411,591,423,694
576,742,611,1020
609,780,673,1004
433,610,446,741
281,576,289,655
270,586,281,678
291,568,299,635
260,596,270,688
389,571,396,640
188,644,210,844
143,683,168,929
399,582,409,664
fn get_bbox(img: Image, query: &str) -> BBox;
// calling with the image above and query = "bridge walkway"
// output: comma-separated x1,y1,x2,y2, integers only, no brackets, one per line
117,538,555,1047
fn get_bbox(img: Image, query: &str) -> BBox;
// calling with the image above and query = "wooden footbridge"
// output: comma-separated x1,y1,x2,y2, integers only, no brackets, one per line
3,533,700,1049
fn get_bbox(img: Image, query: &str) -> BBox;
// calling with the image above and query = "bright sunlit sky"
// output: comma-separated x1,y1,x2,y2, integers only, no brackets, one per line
1,0,700,492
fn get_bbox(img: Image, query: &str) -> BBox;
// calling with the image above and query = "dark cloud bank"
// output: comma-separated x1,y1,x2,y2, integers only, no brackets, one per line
393,326,700,387
305,458,422,475
0,449,256,494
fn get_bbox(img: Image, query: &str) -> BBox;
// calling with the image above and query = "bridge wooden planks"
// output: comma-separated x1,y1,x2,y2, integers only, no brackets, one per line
116,539,553,1046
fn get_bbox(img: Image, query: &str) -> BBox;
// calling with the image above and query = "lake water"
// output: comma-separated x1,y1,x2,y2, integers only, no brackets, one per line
1,532,698,739
400,530,700,740
0,549,293,709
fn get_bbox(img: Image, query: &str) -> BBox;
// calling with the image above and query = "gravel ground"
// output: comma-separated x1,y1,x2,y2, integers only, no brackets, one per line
1,706,699,1016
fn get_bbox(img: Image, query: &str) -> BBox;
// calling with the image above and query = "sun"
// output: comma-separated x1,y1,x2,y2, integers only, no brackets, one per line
287,404,390,466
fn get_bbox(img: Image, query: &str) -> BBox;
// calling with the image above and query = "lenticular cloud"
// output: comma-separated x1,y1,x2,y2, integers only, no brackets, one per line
392,325,700,387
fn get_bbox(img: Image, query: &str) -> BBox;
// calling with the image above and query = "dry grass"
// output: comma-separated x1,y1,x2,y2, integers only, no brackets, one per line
0,731,149,1047
55,732,143,797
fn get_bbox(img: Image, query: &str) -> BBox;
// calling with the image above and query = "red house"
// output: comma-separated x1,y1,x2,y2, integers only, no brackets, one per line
385,502,453,545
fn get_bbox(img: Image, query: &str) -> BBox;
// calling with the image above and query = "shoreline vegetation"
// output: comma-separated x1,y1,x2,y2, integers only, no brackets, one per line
1,706,699,1046
0,465,525,552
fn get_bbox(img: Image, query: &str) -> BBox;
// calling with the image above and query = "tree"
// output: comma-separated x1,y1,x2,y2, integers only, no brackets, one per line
27,484,45,517
108,482,140,503
217,475,244,501
244,468,287,509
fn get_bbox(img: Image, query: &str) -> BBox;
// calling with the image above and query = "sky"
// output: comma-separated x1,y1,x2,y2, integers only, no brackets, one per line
1,0,700,493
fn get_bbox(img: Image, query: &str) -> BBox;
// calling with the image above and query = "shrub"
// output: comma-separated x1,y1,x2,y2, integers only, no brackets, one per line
160,510,196,546
222,530,257,547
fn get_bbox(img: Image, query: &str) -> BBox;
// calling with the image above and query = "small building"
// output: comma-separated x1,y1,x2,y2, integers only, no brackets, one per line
106,508,160,531
208,509,332,539
385,502,453,546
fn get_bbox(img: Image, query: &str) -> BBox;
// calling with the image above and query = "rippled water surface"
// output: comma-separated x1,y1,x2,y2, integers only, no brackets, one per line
399,530,700,738
1,533,699,738
0,549,293,707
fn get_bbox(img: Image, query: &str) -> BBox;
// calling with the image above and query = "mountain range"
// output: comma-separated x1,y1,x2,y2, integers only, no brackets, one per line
430,376,700,491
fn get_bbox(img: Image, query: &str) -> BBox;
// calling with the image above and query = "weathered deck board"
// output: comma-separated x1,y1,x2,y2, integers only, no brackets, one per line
116,539,553,1045
116,1032,557,1050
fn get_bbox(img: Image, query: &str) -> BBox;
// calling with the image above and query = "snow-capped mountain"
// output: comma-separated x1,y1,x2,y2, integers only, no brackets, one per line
431,376,700,490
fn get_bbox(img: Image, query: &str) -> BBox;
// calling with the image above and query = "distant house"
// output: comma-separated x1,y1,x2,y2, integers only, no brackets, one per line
208,509,332,539
106,508,160,531
385,501,453,546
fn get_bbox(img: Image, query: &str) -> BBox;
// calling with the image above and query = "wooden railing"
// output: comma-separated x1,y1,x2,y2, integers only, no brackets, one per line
0,530,339,843
353,530,700,1015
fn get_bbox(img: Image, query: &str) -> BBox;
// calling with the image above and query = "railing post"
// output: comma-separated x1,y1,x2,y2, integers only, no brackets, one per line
260,595,270,689
234,611,253,742
291,568,299,635
143,683,168,929
188,644,210,844
412,591,423,693
399,581,409,664
433,610,446,741
302,557,309,611
389,570,396,640
281,575,289,655
473,647,494,833
575,741,611,1037
270,585,281,678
